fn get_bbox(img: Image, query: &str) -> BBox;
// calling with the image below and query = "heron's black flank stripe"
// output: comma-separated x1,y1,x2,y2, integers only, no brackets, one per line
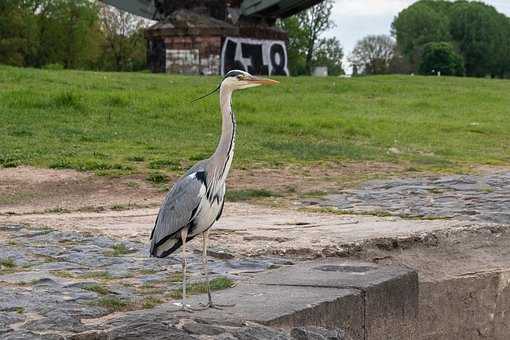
190,204,200,222
150,215,158,240
216,199,225,221
195,171,207,185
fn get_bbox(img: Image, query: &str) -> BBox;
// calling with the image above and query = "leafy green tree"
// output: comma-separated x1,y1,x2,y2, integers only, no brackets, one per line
280,0,335,75
450,1,505,77
312,37,344,76
278,16,307,75
392,0,451,66
1,0,103,69
0,1,38,66
393,0,510,78
419,42,464,76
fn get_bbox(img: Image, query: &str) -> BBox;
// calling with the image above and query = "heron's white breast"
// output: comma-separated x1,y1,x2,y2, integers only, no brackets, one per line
190,183,225,236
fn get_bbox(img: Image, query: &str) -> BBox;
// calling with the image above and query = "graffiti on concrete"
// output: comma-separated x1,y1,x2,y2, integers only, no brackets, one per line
221,37,289,76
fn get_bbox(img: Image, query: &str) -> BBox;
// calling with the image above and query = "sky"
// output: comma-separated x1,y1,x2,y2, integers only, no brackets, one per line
327,0,510,68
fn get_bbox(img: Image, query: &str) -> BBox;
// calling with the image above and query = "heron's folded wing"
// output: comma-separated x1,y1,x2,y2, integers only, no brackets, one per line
150,173,205,250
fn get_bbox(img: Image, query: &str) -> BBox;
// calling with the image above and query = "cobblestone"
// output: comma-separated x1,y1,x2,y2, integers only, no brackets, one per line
308,171,510,224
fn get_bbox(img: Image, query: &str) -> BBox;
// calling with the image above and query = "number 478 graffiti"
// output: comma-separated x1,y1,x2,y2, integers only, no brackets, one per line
221,37,289,76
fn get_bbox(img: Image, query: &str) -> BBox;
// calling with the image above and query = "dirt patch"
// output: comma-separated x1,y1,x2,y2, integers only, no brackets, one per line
0,166,164,214
229,161,405,195
0,162,405,215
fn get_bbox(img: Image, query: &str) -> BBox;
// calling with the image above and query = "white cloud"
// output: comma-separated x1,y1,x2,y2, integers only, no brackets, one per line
332,0,414,17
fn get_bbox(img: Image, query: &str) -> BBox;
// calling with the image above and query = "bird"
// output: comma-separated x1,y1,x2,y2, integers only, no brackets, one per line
149,70,278,310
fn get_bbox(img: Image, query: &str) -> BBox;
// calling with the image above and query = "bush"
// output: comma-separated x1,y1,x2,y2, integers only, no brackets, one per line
419,42,464,76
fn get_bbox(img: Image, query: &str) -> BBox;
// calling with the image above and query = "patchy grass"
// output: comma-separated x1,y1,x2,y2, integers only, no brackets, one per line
92,295,164,313
94,296,129,312
104,243,136,257
1,66,509,175
300,190,329,198
0,257,17,275
110,204,131,211
303,206,452,220
146,172,168,184
52,270,74,278
83,284,110,295
0,257,16,269
226,189,280,202
141,296,163,309
168,277,234,300
80,271,113,280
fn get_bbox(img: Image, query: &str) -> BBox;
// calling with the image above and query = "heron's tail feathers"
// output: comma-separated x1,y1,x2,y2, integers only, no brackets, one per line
150,237,181,258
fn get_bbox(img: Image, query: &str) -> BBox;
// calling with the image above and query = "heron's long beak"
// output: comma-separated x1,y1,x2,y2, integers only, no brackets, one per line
247,77,279,85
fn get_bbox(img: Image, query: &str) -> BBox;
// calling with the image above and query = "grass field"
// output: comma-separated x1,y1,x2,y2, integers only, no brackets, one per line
1,65,509,177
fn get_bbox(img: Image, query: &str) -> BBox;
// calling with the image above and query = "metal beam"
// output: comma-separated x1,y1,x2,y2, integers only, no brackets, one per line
100,0,160,20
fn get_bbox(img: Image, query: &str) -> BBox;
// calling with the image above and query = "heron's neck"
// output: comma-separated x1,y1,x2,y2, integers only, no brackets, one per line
211,85,236,182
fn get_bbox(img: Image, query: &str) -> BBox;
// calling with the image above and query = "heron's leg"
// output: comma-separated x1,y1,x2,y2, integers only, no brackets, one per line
180,228,190,311
202,230,212,305
199,230,235,310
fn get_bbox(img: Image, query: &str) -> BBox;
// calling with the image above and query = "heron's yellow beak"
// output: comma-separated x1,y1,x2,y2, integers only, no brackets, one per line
246,77,279,85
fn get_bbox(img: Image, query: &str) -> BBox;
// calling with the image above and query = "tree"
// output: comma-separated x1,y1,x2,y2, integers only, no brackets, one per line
392,0,510,78
312,37,344,76
98,3,148,71
278,15,307,75
350,35,396,75
449,1,505,77
0,0,102,69
0,1,38,66
280,0,335,75
419,42,464,76
392,0,451,66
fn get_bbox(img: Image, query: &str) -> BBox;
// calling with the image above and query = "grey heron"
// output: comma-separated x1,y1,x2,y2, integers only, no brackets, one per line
149,70,278,310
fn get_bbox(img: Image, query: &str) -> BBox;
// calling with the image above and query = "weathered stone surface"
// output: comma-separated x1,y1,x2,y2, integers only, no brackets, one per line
250,260,418,340
309,171,510,224
1,224,356,339
290,326,347,340
182,321,226,335
189,283,363,336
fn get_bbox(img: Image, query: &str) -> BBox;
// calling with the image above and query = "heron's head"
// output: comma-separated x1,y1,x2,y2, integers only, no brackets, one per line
222,70,279,90
191,70,278,103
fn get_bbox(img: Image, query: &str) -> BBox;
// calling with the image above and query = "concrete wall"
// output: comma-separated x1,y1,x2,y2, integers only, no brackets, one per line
419,270,510,340
164,36,222,75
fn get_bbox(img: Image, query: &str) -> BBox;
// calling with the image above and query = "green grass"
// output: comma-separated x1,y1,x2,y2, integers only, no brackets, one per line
80,271,113,280
104,243,136,256
1,65,509,173
226,189,280,201
83,283,110,295
168,277,234,299
0,257,16,269
94,296,129,312
0,257,17,275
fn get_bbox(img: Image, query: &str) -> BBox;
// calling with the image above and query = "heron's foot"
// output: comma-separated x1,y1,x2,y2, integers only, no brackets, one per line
198,301,236,310
171,302,195,313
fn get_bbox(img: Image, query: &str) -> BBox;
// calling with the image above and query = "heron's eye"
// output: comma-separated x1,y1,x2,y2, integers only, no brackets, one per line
237,75,243,80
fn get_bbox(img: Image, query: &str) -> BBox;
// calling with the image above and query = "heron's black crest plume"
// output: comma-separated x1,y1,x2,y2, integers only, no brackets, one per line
191,84,221,103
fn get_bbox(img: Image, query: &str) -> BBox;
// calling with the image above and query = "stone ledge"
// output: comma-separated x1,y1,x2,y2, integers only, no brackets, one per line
188,260,418,340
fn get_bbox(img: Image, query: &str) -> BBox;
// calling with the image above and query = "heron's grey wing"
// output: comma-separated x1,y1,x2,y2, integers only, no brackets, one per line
149,172,206,257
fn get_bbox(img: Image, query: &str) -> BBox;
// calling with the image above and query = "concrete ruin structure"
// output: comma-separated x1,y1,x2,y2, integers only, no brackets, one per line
103,0,322,75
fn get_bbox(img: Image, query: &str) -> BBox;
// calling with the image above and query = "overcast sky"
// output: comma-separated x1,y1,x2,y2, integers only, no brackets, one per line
327,0,510,67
